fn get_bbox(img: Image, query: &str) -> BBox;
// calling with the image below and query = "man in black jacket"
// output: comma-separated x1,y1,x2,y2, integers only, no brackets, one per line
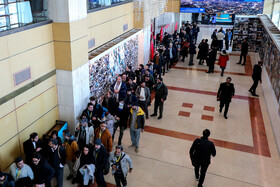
189,129,216,187
206,48,217,73
237,38,248,65
217,77,235,119
0,171,15,187
23,132,42,166
249,61,263,97
31,153,55,187
48,138,66,187
150,77,168,120
93,139,108,187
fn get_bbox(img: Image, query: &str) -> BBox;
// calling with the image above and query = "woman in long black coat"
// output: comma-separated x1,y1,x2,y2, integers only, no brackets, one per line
197,39,209,65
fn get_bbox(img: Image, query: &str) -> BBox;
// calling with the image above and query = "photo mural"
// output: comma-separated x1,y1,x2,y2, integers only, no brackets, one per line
260,28,280,116
89,36,138,98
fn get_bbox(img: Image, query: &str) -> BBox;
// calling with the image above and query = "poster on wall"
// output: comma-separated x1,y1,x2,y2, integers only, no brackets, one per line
180,0,264,14
89,36,138,99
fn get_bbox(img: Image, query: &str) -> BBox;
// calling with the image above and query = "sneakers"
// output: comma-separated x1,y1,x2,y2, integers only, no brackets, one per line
135,147,139,153
157,115,162,120
150,113,157,117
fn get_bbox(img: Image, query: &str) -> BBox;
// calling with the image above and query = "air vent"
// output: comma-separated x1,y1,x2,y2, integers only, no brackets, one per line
14,67,31,86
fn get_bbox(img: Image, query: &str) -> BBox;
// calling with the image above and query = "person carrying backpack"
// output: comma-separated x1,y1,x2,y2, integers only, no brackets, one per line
109,145,133,187
93,139,108,187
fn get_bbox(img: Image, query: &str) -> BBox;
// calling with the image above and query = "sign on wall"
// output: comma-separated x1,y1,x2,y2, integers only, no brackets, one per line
180,0,264,14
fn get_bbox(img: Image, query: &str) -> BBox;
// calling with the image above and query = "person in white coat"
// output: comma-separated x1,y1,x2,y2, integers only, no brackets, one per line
109,145,133,187
75,117,94,151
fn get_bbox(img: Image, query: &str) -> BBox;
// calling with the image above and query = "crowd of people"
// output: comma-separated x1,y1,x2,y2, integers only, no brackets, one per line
0,21,264,187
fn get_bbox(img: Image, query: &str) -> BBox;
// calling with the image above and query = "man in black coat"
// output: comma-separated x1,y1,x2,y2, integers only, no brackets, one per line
23,132,42,166
124,65,136,81
111,76,127,103
217,77,235,119
31,153,55,187
93,139,108,187
237,38,248,65
189,129,216,187
48,138,66,187
206,48,217,73
249,61,263,97
150,77,168,120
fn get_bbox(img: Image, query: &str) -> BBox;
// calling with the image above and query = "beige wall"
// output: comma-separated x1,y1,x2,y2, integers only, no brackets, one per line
0,24,58,171
166,0,180,13
87,2,134,51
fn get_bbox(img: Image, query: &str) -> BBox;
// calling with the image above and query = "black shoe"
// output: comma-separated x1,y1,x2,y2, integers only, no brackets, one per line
150,113,157,117
221,74,223,77
66,175,73,180
249,89,253,94
224,115,228,119
181,59,184,62
237,62,241,64
219,108,222,113
189,63,194,66
242,63,245,66
206,71,210,73
158,115,162,120
146,115,149,119
252,93,259,97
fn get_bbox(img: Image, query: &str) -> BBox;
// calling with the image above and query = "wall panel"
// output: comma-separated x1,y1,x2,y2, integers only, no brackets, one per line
0,136,20,170
0,111,17,147
0,59,13,97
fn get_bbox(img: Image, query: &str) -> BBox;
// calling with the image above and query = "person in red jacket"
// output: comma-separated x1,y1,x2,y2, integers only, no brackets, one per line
217,50,229,77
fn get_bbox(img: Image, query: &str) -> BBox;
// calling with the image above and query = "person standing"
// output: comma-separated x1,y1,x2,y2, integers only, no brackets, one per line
75,117,94,150
129,103,145,153
249,61,263,97
63,130,79,182
217,50,229,77
181,38,189,62
31,153,55,187
225,29,230,50
94,122,113,154
217,77,235,119
93,139,108,187
216,31,225,51
150,77,168,119
48,138,66,187
9,157,34,183
109,145,133,187
110,76,127,103
23,132,42,166
189,129,216,187
206,48,217,73
237,39,248,65
192,23,200,44
189,41,196,66
197,39,209,65
135,81,151,119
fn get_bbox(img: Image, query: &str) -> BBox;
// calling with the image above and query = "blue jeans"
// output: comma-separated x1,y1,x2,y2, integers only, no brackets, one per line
130,128,141,147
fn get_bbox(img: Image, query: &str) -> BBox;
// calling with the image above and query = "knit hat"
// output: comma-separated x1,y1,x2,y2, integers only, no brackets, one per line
94,138,102,145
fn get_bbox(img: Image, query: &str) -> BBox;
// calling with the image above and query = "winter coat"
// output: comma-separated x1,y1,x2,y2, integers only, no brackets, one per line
109,152,133,177
75,123,94,146
65,137,79,162
217,82,235,103
217,53,229,68
154,83,168,102
31,159,55,186
197,42,209,60
129,107,145,129
94,128,113,153
189,43,196,54
79,164,95,185
135,86,151,103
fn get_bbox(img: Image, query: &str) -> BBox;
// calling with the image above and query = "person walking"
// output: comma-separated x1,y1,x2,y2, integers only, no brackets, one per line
249,61,263,97
93,139,108,187
129,103,145,153
189,129,216,187
109,145,133,187
217,77,235,119
217,50,229,77
135,81,151,119
48,138,66,187
189,41,196,65
150,77,168,120
237,39,248,65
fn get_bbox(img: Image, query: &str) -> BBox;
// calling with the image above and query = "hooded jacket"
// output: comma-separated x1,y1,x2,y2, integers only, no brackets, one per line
217,53,229,68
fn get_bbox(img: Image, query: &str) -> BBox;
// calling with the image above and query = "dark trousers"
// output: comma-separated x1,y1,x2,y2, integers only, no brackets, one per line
249,79,259,94
220,101,230,116
114,172,127,187
239,54,247,64
218,40,223,51
189,54,194,65
55,167,64,187
169,58,174,69
154,100,164,116
195,163,209,187
225,40,229,50
181,51,188,61
113,124,125,145
220,67,225,76
139,100,148,117
95,169,107,187
208,63,214,73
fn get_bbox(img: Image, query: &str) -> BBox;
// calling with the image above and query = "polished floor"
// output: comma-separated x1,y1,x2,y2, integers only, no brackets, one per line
62,26,280,187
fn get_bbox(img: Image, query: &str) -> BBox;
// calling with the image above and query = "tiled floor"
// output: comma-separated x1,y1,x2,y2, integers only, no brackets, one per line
59,26,280,187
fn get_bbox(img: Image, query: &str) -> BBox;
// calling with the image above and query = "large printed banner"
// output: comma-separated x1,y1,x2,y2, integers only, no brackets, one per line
180,0,264,14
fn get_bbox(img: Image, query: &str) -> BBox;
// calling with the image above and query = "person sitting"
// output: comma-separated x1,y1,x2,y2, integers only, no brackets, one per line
9,157,34,185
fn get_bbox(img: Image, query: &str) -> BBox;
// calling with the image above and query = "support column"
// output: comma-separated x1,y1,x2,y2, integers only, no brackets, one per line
48,0,90,131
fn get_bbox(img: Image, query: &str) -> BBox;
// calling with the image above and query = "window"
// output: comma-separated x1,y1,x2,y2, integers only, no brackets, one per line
88,0,132,11
0,0,48,32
